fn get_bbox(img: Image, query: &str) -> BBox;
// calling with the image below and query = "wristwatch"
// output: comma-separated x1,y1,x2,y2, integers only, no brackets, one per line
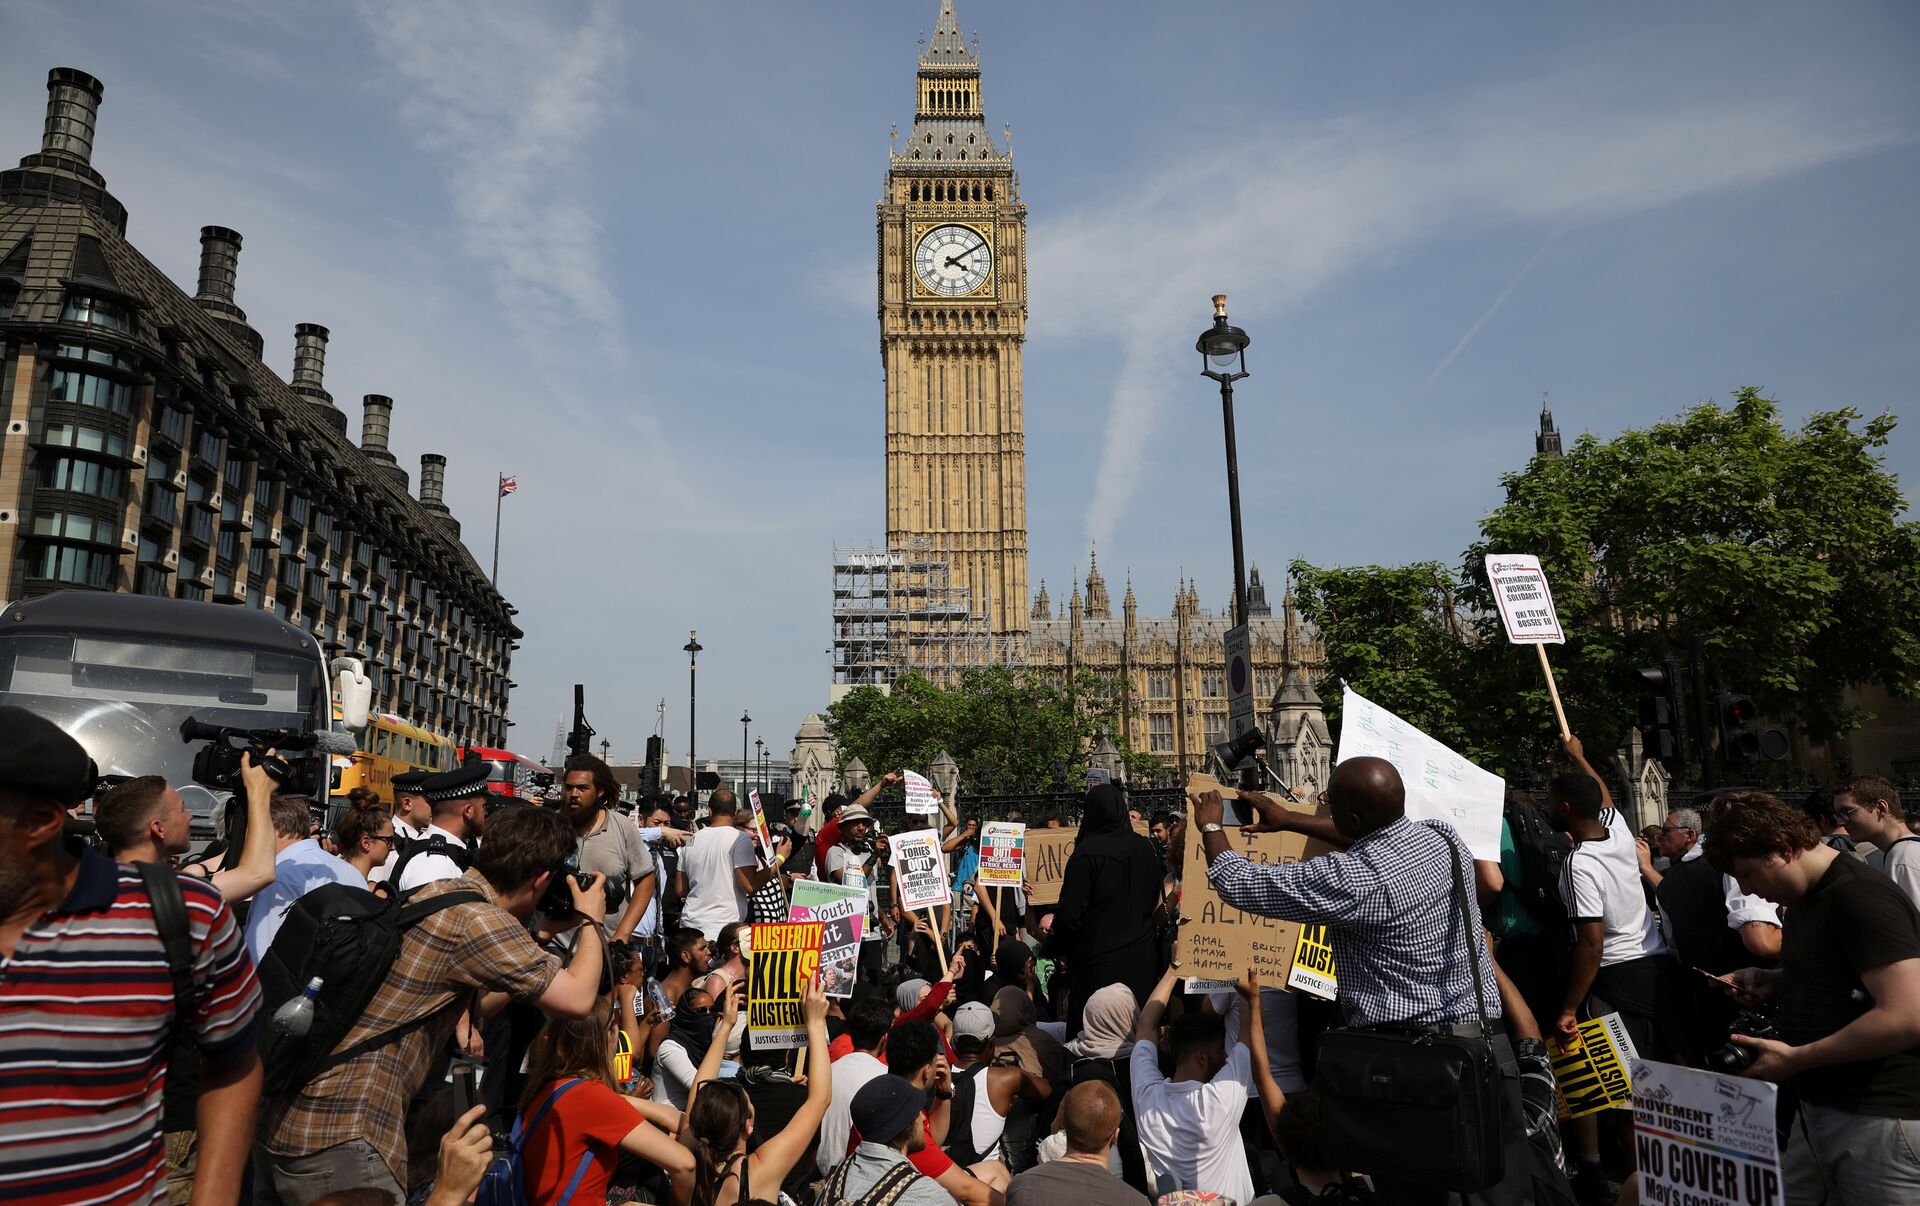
1199,822,1225,835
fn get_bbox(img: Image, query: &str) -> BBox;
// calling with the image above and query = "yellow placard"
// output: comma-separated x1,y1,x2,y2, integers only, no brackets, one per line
1286,924,1338,1000
1548,1013,1637,1119
747,922,823,1051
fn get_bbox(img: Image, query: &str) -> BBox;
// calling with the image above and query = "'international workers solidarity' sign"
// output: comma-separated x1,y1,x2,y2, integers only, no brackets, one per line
747,921,822,1050
890,828,950,911
978,821,1025,886
1484,553,1566,645
1335,686,1504,861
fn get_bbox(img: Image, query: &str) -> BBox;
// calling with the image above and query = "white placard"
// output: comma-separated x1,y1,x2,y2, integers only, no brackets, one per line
1632,1060,1781,1206
903,769,940,815
890,827,950,911
1335,686,1504,861
1484,553,1565,645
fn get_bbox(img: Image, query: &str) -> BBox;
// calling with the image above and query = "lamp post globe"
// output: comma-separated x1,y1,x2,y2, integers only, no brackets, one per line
1195,293,1252,626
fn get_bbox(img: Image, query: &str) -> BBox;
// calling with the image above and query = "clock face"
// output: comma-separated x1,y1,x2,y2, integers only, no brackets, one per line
914,224,993,297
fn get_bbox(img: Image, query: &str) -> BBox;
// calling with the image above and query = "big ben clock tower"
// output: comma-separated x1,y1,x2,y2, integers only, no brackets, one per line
880,0,1029,641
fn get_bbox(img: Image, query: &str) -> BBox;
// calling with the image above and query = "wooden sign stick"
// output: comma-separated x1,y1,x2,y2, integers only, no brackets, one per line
925,907,950,972
1536,644,1571,740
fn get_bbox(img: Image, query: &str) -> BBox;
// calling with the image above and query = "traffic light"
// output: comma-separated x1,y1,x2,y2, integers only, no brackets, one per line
1718,692,1791,763
1634,660,1687,762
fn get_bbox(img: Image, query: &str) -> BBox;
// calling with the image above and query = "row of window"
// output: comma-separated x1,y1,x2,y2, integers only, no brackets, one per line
61,294,134,333
49,367,134,415
1144,669,1231,699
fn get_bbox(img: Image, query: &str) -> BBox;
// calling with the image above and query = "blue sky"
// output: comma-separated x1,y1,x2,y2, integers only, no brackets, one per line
6,1,1917,770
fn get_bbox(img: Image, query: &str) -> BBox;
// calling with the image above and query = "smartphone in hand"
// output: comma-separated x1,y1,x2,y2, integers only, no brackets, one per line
452,1062,479,1117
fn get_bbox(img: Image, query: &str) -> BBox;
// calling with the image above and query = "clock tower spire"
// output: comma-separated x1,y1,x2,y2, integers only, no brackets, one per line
880,0,1029,652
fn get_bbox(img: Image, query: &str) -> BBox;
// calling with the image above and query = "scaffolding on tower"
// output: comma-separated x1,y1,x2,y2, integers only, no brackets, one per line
832,537,1024,688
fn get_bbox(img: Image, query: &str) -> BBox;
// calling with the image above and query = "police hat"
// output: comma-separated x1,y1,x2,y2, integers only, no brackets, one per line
0,706,98,805
421,762,490,803
391,769,431,796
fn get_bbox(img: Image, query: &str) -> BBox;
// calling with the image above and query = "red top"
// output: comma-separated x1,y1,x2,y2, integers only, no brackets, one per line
814,816,842,873
828,982,956,1064
521,1079,642,1205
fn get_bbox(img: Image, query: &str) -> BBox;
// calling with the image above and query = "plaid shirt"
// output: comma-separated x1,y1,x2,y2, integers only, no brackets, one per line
264,871,560,1183
1206,816,1500,1029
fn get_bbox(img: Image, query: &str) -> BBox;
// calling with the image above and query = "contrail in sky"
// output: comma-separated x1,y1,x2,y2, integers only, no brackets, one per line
1425,225,1568,388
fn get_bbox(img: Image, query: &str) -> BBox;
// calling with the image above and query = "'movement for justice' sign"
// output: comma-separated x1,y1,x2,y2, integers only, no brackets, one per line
1632,1059,1780,1206
747,921,822,1050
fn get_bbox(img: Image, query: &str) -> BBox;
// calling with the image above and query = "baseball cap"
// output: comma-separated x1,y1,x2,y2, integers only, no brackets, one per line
953,1001,995,1044
851,1075,927,1147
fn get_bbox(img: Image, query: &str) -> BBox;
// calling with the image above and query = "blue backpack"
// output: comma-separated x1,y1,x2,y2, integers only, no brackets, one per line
477,1078,594,1206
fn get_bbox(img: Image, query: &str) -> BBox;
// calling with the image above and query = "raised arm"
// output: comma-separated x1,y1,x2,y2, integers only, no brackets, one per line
749,977,832,1184
1135,963,1182,1042
1559,735,1613,811
851,770,902,812
209,754,279,901
1236,973,1285,1142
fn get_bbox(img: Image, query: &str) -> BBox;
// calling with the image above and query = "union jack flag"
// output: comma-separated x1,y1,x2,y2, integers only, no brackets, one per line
499,475,517,497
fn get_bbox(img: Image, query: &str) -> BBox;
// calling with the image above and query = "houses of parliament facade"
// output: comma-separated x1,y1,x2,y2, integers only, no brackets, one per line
840,0,1327,779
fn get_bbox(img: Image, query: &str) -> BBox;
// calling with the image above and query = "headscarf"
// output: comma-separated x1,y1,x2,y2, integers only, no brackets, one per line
992,985,1071,1086
666,999,718,1057
1079,783,1133,839
991,984,1036,1038
895,978,931,1013
1067,983,1139,1059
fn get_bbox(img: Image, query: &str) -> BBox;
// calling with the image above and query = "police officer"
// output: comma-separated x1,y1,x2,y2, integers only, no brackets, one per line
393,763,489,893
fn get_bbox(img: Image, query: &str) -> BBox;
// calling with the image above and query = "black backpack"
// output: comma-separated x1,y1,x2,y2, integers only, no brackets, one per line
1503,797,1573,944
255,882,481,1097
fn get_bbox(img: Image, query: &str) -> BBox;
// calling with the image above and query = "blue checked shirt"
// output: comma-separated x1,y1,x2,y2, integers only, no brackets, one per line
1206,816,1501,1029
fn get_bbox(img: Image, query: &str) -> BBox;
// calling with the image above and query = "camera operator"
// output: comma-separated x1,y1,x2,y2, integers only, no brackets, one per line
1703,791,1920,1203
559,754,685,944
96,756,280,903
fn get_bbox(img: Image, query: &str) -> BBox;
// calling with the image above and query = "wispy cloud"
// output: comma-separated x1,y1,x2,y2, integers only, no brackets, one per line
355,0,628,349
1038,85,1909,548
1425,225,1566,389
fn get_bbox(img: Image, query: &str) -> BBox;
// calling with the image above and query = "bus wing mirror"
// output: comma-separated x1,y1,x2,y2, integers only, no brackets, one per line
332,657,373,731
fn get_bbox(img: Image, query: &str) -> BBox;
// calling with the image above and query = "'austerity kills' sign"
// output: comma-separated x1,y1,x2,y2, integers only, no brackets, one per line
1484,553,1565,644
747,922,822,1050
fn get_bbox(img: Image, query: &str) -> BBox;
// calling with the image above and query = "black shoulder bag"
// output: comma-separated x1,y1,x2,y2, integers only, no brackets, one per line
1314,826,1506,1192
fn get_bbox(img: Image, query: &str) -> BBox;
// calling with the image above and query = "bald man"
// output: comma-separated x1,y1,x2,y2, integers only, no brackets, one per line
1194,757,1571,1204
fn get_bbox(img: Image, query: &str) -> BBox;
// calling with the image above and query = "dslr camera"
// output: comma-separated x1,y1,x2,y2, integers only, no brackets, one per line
1706,1008,1780,1075
539,856,628,916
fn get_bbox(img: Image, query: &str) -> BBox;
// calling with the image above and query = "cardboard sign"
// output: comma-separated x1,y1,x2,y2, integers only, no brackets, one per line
891,828,950,911
1022,827,1077,905
1174,812,1334,991
979,822,1026,886
1285,924,1338,1000
904,769,939,815
1335,686,1504,862
1484,553,1565,645
1549,1013,1638,1119
1632,1059,1781,1206
747,922,823,1050
787,881,866,998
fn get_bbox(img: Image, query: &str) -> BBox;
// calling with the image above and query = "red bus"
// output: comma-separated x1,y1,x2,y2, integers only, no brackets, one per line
461,746,554,801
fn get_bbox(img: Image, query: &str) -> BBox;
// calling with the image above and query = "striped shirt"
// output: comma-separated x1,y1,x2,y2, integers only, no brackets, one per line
1207,816,1500,1029
264,869,561,1185
0,841,261,1205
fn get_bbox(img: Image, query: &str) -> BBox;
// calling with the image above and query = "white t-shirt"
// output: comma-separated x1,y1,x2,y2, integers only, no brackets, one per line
395,823,470,895
1129,1039,1255,1204
827,844,885,941
680,825,756,941
1868,838,1920,913
817,1051,888,1175
1562,807,1667,965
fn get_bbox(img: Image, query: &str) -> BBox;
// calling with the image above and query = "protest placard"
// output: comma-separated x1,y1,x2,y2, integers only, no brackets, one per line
1022,828,1077,905
747,921,823,1050
1549,1013,1638,1119
979,821,1025,886
787,881,866,998
903,769,939,815
1335,686,1504,862
1174,809,1333,992
747,789,775,863
1484,553,1566,644
1285,924,1338,1000
890,828,950,912
1632,1059,1781,1206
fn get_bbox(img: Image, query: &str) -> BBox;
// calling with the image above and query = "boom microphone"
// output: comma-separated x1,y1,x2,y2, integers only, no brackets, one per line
308,730,359,756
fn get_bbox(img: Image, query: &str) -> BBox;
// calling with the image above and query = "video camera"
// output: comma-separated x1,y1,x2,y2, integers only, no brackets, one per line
538,856,629,917
178,717,355,793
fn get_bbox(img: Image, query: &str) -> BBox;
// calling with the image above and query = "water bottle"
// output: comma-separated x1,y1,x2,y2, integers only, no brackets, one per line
270,976,325,1038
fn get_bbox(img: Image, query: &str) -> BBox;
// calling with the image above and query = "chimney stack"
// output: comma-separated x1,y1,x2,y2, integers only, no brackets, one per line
42,69,103,167
360,394,395,458
290,324,346,433
419,454,448,510
195,226,243,308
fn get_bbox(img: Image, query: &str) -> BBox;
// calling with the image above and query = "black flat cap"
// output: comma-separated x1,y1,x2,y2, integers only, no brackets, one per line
0,706,98,805
391,770,430,795
421,762,490,803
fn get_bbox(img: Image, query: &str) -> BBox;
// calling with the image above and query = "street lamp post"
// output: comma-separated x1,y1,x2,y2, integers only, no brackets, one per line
755,737,765,793
1196,294,1253,626
740,710,752,799
682,631,702,800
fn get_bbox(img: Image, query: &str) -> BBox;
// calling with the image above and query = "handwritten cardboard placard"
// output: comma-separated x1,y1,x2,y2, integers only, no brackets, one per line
979,821,1025,886
1174,813,1334,991
1022,828,1078,906
747,921,823,1050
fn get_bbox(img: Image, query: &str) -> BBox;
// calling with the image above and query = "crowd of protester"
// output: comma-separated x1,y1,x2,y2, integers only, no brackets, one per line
1,701,1917,1206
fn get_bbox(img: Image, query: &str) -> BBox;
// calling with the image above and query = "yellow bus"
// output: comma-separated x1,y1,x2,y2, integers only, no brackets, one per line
331,711,458,803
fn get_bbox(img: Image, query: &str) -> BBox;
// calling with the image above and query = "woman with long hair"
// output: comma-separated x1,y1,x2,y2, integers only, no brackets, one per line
672,975,830,1206
518,993,694,1206
332,794,395,889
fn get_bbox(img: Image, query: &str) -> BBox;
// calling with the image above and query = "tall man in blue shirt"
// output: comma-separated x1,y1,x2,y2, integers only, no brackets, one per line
244,792,363,960
1193,756,1572,1206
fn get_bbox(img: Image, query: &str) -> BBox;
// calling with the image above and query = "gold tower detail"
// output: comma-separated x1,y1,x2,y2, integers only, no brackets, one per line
879,0,1029,639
